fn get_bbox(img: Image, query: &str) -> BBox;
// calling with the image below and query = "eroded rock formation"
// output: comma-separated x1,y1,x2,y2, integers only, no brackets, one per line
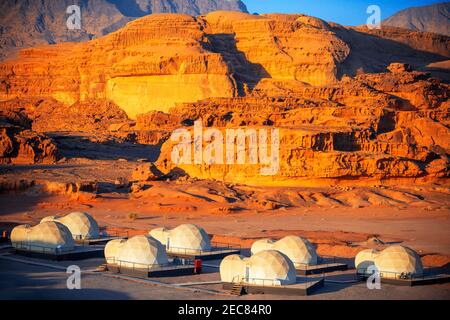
0,125,59,164
0,108,60,164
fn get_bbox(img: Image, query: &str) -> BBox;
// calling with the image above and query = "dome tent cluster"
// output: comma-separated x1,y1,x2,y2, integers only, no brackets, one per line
11,211,100,253
355,245,423,279
149,224,211,254
220,250,297,286
105,224,212,270
221,235,319,286
41,211,100,240
11,221,75,253
105,235,169,269
221,235,426,286
10,213,428,289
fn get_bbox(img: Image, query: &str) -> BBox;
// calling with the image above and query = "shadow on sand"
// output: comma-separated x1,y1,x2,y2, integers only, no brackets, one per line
0,259,131,300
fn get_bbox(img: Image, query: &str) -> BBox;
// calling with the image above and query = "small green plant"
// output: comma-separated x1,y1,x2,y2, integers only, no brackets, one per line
128,212,139,220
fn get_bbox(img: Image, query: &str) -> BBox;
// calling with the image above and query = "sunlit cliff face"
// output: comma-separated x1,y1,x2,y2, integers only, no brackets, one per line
0,12,352,119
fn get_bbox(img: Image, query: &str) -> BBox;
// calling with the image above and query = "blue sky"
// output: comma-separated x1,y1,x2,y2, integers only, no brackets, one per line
243,0,446,26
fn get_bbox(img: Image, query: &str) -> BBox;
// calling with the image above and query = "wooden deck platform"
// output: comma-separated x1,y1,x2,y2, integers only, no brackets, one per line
223,278,324,296
296,262,348,275
107,263,195,278
167,248,241,261
75,236,127,246
13,245,104,261
357,273,450,286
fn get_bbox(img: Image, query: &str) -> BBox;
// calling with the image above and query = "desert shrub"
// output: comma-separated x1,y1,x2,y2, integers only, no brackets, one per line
128,212,139,220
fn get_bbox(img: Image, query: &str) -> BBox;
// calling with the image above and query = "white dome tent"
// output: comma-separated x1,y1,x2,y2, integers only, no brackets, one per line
251,235,318,267
355,249,379,270
354,245,423,279
220,250,297,286
11,221,75,253
104,235,169,270
41,211,100,240
149,224,211,254
375,245,423,279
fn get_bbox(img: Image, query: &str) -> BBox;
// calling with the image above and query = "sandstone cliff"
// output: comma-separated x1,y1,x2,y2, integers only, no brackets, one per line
202,12,351,87
0,14,238,118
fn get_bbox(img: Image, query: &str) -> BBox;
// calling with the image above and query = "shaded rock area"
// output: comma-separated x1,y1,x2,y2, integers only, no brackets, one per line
0,107,59,164
382,2,450,36
131,163,162,182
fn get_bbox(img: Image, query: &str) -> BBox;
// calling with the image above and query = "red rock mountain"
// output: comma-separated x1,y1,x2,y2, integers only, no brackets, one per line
0,0,247,60
0,12,448,185
0,12,448,118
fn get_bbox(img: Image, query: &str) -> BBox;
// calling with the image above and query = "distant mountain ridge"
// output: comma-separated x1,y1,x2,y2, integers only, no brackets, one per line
0,0,248,60
383,2,450,36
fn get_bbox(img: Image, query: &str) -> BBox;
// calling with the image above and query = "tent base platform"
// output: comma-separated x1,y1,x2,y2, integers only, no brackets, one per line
13,246,104,261
223,278,324,296
167,249,241,261
357,273,450,286
297,263,348,275
107,263,195,278
75,236,127,246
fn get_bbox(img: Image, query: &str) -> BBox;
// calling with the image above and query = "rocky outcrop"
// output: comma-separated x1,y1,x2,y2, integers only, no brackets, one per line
0,103,60,164
152,66,449,185
0,98,131,133
131,163,162,181
387,63,412,73
0,127,59,164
